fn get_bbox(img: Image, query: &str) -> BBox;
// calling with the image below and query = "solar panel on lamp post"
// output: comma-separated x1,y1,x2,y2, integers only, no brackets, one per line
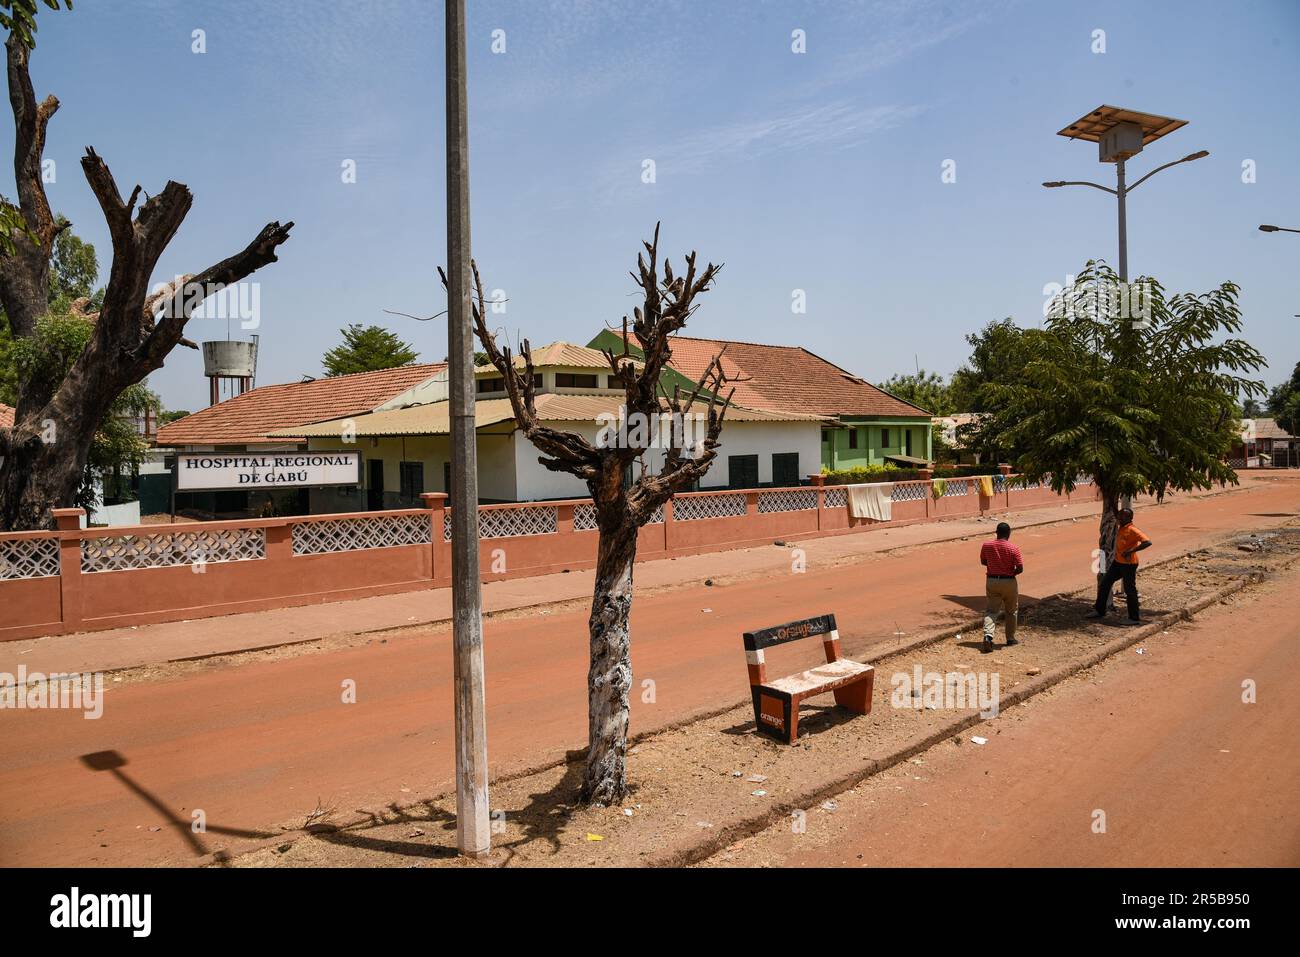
1043,105,1207,282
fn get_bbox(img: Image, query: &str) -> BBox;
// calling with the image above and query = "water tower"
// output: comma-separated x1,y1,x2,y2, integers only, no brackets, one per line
202,337,258,406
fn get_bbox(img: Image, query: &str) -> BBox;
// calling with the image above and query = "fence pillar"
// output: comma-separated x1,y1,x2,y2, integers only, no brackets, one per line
918,468,934,518
266,522,293,561
998,464,1013,507
808,474,826,531
421,492,448,583
52,507,85,632
663,497,676,553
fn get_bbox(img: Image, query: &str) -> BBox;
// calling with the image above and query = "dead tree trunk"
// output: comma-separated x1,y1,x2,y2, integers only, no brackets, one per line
454,224,732,804
0,34,292,530
584,477,639,804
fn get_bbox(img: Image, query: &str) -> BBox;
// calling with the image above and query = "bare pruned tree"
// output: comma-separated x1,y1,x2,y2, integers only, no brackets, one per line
443,224,731,804
0,29,292,530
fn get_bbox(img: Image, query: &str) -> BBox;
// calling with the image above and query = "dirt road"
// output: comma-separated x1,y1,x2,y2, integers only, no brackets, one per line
1,477,1296,867
706,561,1300,867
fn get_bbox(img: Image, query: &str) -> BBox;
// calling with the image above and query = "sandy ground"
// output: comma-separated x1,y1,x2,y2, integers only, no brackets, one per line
2,479,1295,868
215,524,1300,868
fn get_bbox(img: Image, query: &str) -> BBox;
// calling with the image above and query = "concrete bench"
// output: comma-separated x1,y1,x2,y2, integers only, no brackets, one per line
742,613,874,744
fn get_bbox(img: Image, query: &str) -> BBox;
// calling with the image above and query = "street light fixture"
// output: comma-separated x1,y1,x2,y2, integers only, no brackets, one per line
1259,224,1300,234
1044,105,1208,281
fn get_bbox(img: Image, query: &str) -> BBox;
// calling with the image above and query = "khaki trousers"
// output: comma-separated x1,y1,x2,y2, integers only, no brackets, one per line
984,577,1018,643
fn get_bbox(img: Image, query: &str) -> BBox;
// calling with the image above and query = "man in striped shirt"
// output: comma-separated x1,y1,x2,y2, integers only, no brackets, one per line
979,522,1024,654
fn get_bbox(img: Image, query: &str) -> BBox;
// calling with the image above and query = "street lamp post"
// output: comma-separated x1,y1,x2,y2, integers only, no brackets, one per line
445,0,490,859
1043,105,1208,282
1259,224,1300,235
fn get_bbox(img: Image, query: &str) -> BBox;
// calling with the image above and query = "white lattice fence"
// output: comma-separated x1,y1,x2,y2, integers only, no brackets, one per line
824,487,847,508
477,505,558,539
758,489,818,513
84,528,266,572
1074,473,1095,486
574,501,664,530
573,503,598,531
0,537,60,580
941,479,971,497
292,514,430,556
890,482,928,502
672,493,747,522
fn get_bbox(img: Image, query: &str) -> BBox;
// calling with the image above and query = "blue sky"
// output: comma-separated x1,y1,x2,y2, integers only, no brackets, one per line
14,0,1300,411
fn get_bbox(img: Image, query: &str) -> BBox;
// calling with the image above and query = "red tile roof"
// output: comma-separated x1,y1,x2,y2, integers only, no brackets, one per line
0,402,13,430
663,335,930,418
1251,417,1293,441
155,363,445,447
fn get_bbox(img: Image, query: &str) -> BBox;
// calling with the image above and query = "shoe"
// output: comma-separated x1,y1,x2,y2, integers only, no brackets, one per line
1005,637,1020,647
981,638,994,654
1120,618,1143,626
1084,610,1105,620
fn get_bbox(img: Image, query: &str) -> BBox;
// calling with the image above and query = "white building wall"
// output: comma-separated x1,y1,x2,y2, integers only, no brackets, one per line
699,421,821,488
512,423,598,500
510,419,821,500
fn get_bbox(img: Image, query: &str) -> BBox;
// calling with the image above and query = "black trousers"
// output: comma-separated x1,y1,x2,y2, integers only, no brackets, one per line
1095,561,1139,620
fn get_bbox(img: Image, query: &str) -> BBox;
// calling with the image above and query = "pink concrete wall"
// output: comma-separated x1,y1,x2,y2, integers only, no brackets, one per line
0,478,1096,641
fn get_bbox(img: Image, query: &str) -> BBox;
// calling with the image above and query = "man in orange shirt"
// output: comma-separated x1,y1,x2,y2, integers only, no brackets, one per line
1087,508,1151,624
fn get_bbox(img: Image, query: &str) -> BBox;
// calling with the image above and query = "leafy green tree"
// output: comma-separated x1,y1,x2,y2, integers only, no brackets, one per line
1,215,97,405
11,307,158,509
877,369,952,415
948,318,1026,413
1266,361,1300,435
322,323,419,377
967,261,1265,568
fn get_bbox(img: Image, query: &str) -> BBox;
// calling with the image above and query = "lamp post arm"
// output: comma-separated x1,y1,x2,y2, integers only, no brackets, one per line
1042,180,1117,195
1127,151,1209,192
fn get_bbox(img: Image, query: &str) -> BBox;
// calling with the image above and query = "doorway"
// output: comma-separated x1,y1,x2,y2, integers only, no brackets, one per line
367,459,385,511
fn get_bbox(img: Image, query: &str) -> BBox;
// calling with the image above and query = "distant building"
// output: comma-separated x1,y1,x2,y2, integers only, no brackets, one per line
154,345,827,517
587,330,934,470
1233,417,1296,468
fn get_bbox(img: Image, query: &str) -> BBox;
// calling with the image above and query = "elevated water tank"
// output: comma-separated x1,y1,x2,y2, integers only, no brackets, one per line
202,339,258,378
202,339,258,405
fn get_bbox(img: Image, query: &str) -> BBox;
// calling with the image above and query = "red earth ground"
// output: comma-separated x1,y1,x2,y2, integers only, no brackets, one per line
705,562,1300,867
1,476,1297,866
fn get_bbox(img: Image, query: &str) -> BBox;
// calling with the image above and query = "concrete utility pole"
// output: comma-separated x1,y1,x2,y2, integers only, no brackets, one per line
444,0,490,858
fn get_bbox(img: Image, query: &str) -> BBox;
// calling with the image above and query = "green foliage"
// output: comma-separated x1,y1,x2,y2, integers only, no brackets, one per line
322,323,419,377
966,261,1266,501
1,215,99,404
49,218,99,304
0,0,71,50
159,409,191,425
0,202,35,258
11,308,157,508
1266,361,1300,435
821,463,906,483
877,369,952,415
948,318,1026,413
